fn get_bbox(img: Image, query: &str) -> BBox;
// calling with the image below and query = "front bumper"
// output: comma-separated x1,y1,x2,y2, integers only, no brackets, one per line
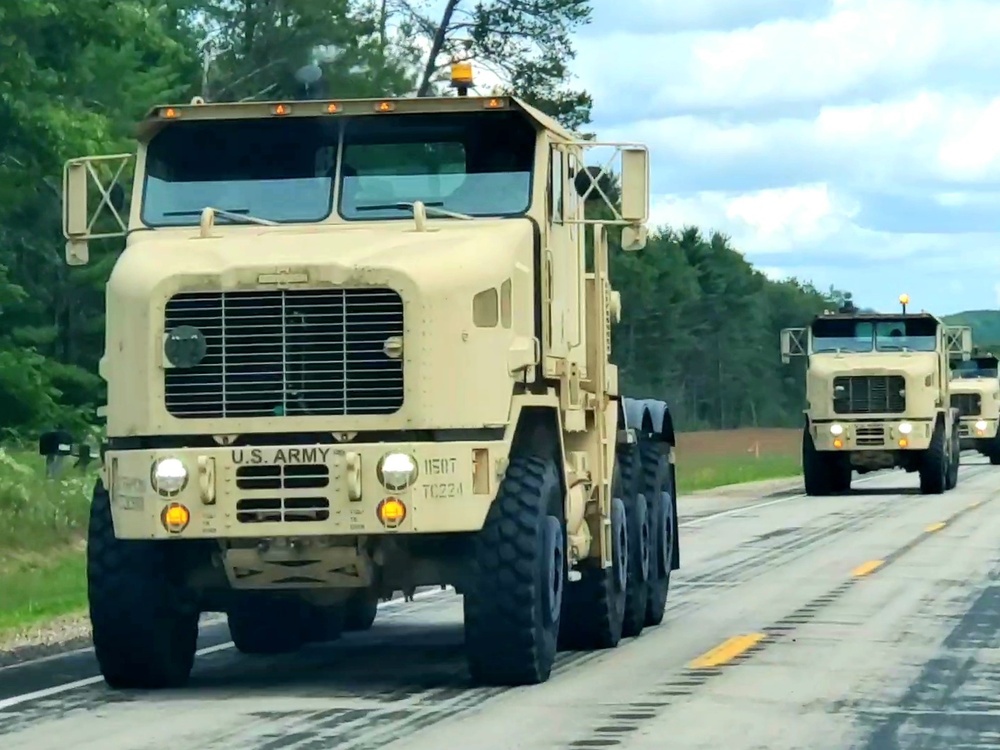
811,419,933,451
959,417,998,441
105,441,504,540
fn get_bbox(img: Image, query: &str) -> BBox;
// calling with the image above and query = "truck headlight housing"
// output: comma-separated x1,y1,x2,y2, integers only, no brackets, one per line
151,457,188,496
829,424,844,436
898,422,913,435
377,452,418,491
976,419,988,431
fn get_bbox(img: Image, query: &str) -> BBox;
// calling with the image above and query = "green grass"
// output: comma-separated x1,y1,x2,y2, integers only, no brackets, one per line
676,454,802,493
0,448,95,637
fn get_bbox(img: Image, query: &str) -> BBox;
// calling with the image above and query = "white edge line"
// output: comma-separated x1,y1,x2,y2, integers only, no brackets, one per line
0,586,454,711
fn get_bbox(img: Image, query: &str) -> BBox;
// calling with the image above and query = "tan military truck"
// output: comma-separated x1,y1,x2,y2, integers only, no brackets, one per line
949,350,1000,463
39,63,680,690
780,296,971,495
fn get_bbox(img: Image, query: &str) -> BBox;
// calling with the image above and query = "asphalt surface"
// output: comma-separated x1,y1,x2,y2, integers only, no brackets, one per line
2,458,999,749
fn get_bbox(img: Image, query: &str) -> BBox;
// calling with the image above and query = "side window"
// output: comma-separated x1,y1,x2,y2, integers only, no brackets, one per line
549,147,564,224
566,154,580,221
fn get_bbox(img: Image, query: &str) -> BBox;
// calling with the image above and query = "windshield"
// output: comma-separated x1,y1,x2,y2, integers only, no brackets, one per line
952,357,999,379
140,109,537,226
811,317,938,353
142,118,339,226
338,111,535,220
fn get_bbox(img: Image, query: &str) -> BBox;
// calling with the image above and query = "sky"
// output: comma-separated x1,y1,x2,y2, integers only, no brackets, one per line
563,0,1000,315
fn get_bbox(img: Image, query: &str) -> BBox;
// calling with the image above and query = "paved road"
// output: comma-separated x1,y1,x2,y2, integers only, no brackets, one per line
2,459,999,750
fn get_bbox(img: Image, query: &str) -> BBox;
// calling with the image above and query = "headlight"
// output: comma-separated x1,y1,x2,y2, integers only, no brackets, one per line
151,457,188,495
898,422,913,435
976,419,988,431
377,452,418,491
829,424,844,436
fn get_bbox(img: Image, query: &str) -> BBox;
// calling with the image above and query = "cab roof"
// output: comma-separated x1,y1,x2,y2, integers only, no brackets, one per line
812,311,941,324
136,95,578,143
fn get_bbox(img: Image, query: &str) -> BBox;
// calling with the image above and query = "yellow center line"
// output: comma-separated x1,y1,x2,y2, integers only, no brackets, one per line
851,559,884,577
925,521,946,533
688,633,765,669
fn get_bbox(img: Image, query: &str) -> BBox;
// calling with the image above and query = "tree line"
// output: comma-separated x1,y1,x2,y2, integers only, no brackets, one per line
0,0,848,438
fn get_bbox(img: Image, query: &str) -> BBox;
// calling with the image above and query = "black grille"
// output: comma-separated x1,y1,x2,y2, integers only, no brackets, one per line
163,288,404,419
832,375,905,414
951,393,981,417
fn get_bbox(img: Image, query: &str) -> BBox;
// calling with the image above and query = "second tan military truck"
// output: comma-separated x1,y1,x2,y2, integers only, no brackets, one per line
950,350,1000,463
781,297,971,495
39,63,680,690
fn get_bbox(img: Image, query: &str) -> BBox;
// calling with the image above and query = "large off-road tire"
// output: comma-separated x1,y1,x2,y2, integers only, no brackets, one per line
829,459,852,493
802,426,830,496
304,604,346,643
990,452,1000,466
87,480,200,690
919,421,948,494
227,594,310,654
637,441,675,627
945,423,960,490
616,443,649,638
463,455,566,686
343,588,380,632
558,494,628,651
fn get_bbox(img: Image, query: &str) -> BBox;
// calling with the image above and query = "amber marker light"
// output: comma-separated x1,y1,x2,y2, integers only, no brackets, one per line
376,497,407,528
161,107,180,119
272,103,291,115
161,502,191,533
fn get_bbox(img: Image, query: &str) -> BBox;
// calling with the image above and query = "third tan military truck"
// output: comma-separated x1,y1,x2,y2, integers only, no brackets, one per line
39,62,680,690
950,350,1000,463
781,296,971,495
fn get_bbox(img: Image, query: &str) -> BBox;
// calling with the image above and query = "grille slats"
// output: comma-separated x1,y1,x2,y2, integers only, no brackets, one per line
164,288,404,419
832,375,905,414
951,393,982,417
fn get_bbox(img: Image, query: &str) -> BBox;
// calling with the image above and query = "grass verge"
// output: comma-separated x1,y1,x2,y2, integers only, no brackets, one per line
676,453,802,493
0,448,94,640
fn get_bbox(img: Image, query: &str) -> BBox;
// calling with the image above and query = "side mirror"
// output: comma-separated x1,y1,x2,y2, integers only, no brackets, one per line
621,224,647,252
619,147,649,224
62,154,132,267
780,327,807,364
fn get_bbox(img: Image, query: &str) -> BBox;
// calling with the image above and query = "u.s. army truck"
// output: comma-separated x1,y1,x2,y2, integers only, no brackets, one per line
780,296,970,495
949,350,1000,462
39,62,680,690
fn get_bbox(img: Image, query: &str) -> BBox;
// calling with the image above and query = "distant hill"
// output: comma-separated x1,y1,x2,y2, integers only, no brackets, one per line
943,310,1000,349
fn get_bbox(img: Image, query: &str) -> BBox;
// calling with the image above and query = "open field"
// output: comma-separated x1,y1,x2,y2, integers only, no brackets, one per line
675,427,801,492
0,427,803,643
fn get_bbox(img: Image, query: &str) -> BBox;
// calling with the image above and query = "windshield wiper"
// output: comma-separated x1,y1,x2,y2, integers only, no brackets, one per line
355,201,473,220
163,207,277,226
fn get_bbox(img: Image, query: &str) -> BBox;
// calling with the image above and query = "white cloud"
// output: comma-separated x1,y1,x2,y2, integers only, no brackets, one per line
571,0,1000,313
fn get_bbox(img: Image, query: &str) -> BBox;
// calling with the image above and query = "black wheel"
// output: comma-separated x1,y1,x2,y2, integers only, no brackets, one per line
463,454,565,686
802,426,831,496
829,458,852,493
343,588,379,632
304,604,345,643
227,594,310,654
637,441,674,627
558,493,628,651
990,453,1000,466
87,480,200,689
919,421,948,494
946,425,960,489
616,444,649,638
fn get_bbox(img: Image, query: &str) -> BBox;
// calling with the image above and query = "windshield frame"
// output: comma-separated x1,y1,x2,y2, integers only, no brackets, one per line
137,109,539,229
810,317,940,354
